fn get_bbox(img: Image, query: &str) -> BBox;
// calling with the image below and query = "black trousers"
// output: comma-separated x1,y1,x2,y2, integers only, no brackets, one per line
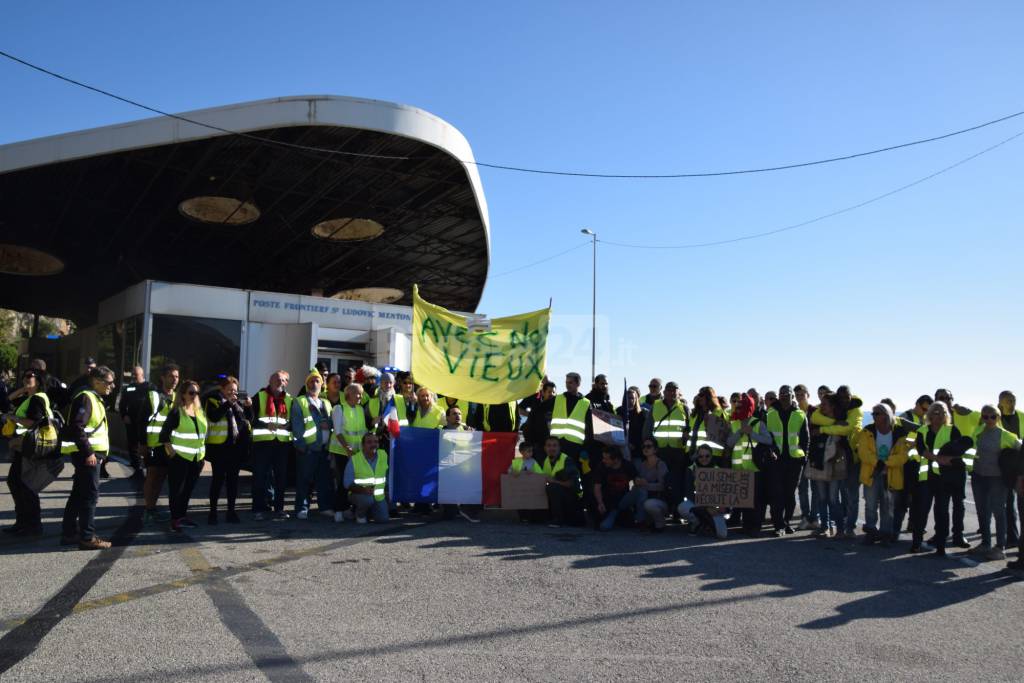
6,451,41,529
333,454,350,511
1006,489,1019,544
62,452,102,540
911,478,934,545
931,473,965,551
781,457,804,524
659,447,688,514
208,442,243,511
764,457,787,530
168,455,203,520
547,484,583,525
741,471,765,532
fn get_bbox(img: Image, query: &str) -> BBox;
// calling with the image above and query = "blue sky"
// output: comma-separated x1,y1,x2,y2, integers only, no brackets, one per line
2,2,1022,409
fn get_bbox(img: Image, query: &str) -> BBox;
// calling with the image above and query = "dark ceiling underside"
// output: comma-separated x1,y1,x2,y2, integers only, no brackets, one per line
0,124,489,324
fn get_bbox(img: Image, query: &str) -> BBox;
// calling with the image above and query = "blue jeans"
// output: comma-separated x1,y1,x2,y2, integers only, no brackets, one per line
862,469,893,536
351,493,390,521
815,480,843,531
294,447,335,514
840,464,860,533
251,442,289,513
798,467,820,522
971,474,1008,548
600,487,648,530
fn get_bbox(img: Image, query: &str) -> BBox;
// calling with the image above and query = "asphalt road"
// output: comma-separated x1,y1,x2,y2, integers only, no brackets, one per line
1,461,1022,682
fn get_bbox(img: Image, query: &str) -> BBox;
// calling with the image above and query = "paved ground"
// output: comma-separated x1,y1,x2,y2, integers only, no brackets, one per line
1,457,1022,682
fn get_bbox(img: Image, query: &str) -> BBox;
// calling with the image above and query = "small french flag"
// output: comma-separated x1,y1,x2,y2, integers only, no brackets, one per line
392,428,517,505
382,397,401,438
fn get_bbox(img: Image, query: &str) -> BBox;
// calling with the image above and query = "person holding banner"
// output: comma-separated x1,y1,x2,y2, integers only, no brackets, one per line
726,393,771,535
586,374,614,413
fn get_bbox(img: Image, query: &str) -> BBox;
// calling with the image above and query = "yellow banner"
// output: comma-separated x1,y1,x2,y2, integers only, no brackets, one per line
411,285,550,405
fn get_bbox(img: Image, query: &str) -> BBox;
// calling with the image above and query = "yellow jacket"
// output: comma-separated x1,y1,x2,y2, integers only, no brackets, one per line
856,424,911,490
811,396,864,461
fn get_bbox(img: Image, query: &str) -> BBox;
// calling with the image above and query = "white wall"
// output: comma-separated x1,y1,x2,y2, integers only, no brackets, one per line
243,322,316,396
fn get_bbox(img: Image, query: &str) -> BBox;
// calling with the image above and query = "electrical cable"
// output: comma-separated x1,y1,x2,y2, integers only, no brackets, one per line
598,128,1024,249
486,241,591,279
2,48,1023,179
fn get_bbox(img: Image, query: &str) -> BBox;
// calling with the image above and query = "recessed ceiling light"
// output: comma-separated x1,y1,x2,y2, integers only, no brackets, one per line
0,244,65,276
178,196,260,225
332,287,403,303
311,218,384,242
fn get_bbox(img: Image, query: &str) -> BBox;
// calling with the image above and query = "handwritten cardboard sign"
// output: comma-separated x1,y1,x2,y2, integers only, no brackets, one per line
500,473,549,510
694,467,755,509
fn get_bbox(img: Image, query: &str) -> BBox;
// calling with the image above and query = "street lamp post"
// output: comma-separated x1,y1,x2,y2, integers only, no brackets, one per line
581,228,597,383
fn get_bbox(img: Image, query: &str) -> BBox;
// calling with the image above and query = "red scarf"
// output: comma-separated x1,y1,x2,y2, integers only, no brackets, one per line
265,387,287,418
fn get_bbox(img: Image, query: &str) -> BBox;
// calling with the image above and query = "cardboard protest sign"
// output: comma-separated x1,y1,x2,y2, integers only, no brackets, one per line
499,473,549,509
694,467,755,509
411,285,550,404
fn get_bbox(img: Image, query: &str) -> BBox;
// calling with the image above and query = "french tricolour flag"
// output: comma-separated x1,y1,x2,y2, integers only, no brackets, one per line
392,428,517,505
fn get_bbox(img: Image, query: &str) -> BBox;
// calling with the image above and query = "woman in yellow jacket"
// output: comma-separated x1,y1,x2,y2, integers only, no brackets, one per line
855,404,910,546
811,386,864,537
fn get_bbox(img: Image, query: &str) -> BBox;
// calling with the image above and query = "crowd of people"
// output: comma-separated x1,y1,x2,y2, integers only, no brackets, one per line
2,360,1023,571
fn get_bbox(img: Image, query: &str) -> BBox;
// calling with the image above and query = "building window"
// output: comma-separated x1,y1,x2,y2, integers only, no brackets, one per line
150,314,241,389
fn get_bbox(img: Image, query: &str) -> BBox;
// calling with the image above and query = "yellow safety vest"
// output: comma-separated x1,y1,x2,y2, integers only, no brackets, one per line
252,391,294,443
916,424,953,481
295,395,333,445
169,409,208,462
689,409,726,456
351,449,389,501
765,408,807,458
482,402,517,432
14,392,53,436
511,457,542,474
330,402,367,455
60,390,109,455
551,394,589,444
652,400,688,449
146,390,173,448
968,425,1021,475
729,419,760,472
410,403,445,429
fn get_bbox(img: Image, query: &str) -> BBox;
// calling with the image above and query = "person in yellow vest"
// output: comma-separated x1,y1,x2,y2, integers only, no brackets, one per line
508,441,543,523
892,394,932,539
544,372,592,464
765,386,810,537
541,436,583,527
3,369,54,537
59,366,116,550
856,404,910,546
810,385,863,538
204,375,250,525
932,388,974,549
913,401,967,557
475,401,517,433
250,370,293,521
643,380,690,516
793,384,821,531
725,392,772,536
344,432,389,523
158,380,207,532
366,372,396,435
967,405,1022,561
997,390,1023,549
330,382,368,522
292,370,335,521
138,364,179,525
440,395,474,428
410,386,445,429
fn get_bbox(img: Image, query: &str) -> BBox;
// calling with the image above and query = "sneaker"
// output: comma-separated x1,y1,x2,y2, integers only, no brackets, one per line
226,511,241,524
797,518,812,531
79,537,112,550
968,544,990,556
458,508,480,524
783,525,796,535
984,547,1006,562
334,511,345,523
179,518,198,529
253,512,266,521
952,536,971,549
356,516,367,524
772,529,785,538
274,511,290,520
297,510,309,520
207,511,218,525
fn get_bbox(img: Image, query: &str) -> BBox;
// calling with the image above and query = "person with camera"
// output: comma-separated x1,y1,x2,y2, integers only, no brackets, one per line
205,375,251,524
3,369,55,537
60,366,116,550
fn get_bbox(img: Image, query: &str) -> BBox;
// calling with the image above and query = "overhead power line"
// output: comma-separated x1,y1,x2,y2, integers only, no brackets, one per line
1,48,1023,179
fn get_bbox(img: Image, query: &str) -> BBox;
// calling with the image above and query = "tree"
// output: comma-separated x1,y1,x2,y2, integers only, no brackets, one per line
0,342,17,374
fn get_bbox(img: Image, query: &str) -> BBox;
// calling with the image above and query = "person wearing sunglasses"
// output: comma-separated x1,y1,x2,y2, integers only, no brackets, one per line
966,405,1021,561
158,381,208,532
3,369,54,538
59,366,117,550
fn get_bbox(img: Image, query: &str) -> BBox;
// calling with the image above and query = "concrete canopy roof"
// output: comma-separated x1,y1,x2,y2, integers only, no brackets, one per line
0,95,491,324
